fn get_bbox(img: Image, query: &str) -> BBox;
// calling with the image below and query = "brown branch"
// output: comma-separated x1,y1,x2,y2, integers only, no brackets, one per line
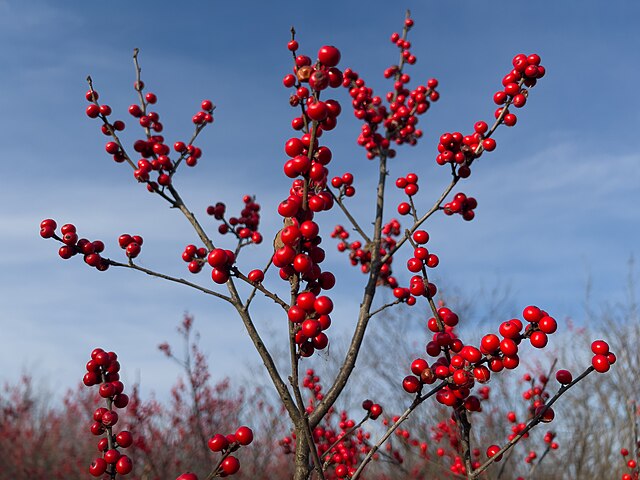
172,122,209,174
289,374,326,480
328,188,371,244
470,366,595,479
321,413,370,469
310,9,414,429
367,299,403,319
243,258,275,309
132,48,152,139
527,441,552,480
383,80,525,264
350,380,447,480
455,407,474,479
166,184,215,250
225,278,300,422
205,449,232,480
107,259,232,303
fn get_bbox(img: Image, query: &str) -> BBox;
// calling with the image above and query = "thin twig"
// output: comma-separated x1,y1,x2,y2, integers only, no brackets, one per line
470,366,595,479
321,413,370,470
107,259,232,303
310,8,416,430
328,188,371,244
528,442,551,480
205,449,232,480
243,258,275,309
367,299,402,319
226,279,301,422
383,81,524,264
351,380,446,480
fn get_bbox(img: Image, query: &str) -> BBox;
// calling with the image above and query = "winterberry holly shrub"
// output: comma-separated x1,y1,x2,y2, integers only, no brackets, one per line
39,10,617,480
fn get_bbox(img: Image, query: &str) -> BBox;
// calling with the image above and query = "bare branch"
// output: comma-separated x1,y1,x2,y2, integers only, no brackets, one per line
351,381,447,480
107,259,232,303
328,188,371,244
470,366,596,479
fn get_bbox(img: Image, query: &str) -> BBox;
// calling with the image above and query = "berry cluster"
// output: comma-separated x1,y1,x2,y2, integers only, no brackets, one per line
285,287,334,356
277,40,347,357
175,426,253,479
208,248,237,284
443,192,478,221
281,371,383,479
406,229,438,272
326,411,372,479
342,16,439,160
620,446,639,480
395,172,419,197
181,244,209,274
428,412,488,474
590,339,616,373
83,348,134,478
206,195,263,243
85,74,213,192
331,219,401,286
117,233,144,259
177,197,262,277
40,219,110,271
402,306,561,411
480,372,562,478
361,399,383,421
330,172,355,197
435,54,545,178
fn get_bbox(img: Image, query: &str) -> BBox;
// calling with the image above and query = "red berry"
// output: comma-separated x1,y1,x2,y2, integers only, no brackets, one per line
115,455,133,475
493,91,507,105
89,458,107,477
104,449,120,464
208,434,228,452
235,426,254,446
307,101,328,121
248,269,264,283
314,296,334,315
101,410,118,426
116,430,133,448
529,331,548,348
474,121,488,134
221,456,240,475
318,46,341,67
512,94,527,108
486,445,503,461
86,104,100,118
538,315,557,334
207,249,229,268
482,138,496,151
481,334,500,353
523,305,542,322
536,406,555,423
398,202,411,215
555,369,572,384
176,474,199,480
503,113,517,126
402,375,421,393
413,230,429,244
335,464,348,478
591,340,609,355
592,354,610,373
99,383,115,398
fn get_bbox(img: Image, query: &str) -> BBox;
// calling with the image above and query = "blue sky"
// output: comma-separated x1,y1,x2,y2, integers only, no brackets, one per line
1,0,638,399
